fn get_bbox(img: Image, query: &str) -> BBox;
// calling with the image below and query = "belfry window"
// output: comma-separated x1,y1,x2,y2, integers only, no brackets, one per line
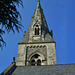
30,54,41,66
31,60,35,66
37,59,41,66
35,25,39,35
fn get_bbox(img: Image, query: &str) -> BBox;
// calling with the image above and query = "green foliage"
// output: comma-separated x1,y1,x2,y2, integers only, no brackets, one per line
0,0,23,48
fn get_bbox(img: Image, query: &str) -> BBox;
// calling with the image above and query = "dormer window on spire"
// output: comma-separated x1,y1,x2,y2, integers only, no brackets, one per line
35,25,39,35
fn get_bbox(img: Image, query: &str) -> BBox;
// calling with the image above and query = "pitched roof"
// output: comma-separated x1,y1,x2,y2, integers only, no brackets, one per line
1,62,16,75
11,64,75,75
1,63,75,75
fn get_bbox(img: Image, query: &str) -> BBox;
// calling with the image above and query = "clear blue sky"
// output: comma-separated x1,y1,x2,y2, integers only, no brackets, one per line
0,0,75,73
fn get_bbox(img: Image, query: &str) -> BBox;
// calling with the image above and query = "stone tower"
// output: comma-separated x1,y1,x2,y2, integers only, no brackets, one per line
16,1,56,66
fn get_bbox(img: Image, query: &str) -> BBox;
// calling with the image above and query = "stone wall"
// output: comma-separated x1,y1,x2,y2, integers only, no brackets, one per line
16,43,56,66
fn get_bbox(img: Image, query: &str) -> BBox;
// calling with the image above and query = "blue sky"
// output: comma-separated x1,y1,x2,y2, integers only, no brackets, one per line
0,0,75,73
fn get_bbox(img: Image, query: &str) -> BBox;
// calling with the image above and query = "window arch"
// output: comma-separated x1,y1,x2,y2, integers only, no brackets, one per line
31,60,35,66
37,59,41,66
30,54,41,66
35,25,39,35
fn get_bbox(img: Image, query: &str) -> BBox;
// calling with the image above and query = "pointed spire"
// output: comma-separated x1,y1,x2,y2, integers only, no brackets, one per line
19,0,55,44
38,0,40,3
37,0,41,9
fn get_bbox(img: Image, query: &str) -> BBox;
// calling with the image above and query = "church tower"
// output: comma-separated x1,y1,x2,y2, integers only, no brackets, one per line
16,0,56,66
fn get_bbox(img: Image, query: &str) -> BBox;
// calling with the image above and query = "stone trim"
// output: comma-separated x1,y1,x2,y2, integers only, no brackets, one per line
18,42,56,44
27,45,46,48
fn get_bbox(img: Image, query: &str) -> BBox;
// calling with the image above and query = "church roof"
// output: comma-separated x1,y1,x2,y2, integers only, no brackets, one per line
1,64,75,75
19,1,55,44
11,65,75,75
1,62,16,75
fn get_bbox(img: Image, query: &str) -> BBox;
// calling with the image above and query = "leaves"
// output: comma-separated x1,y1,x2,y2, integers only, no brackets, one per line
0,29,6,49
0,35,6,49
0,0,23,49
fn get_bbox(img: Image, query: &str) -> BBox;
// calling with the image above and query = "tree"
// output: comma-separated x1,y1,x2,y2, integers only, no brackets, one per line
0,0,23,48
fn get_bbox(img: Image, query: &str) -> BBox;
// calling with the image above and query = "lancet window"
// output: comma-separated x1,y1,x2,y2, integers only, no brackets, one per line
35,25,39,35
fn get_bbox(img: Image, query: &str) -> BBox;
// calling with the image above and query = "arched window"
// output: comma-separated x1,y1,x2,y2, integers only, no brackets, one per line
37,59,41,66
35,25,39,35
31,54,41,66
31,60,35,66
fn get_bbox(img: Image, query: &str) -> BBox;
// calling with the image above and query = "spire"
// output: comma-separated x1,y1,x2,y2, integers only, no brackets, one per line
38,0,40,3
37,0,41,8
19,0,55,44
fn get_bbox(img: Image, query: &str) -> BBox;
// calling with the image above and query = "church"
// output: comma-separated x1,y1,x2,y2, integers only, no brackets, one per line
1,0,75,75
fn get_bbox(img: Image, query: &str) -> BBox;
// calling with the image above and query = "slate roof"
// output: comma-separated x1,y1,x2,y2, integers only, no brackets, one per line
11,65,75,75
1,64,75,75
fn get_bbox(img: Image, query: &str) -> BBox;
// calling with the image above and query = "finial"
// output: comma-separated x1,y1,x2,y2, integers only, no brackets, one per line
23,31,26,37
13,57,15,63
38,0,40,3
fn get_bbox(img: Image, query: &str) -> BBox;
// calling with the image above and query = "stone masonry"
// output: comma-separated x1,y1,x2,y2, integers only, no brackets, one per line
16,1,56,66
